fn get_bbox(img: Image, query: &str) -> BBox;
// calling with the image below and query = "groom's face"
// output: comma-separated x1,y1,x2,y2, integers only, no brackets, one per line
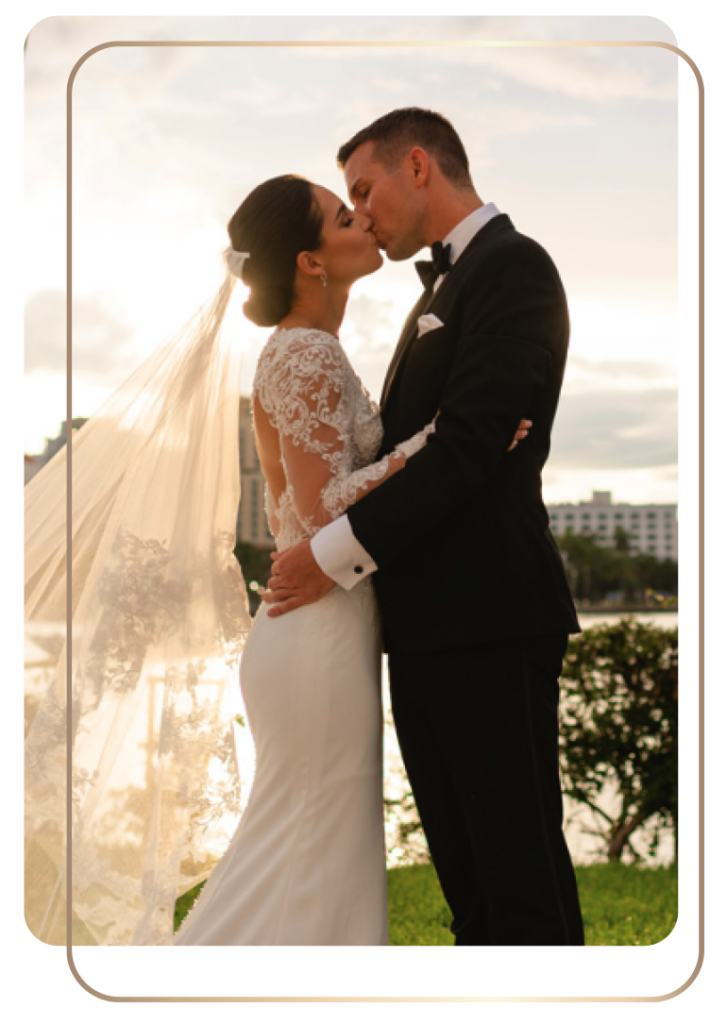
344,141,427,262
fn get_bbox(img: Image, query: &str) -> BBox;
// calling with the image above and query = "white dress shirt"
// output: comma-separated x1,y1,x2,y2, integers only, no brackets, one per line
311,202,501,590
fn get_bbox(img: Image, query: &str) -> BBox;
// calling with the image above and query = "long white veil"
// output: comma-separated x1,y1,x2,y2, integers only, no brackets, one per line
24,257,252,945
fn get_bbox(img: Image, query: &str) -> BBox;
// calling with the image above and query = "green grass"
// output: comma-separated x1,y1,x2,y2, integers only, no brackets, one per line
575,860,678,946
174,879,207,934
175,860,677,945
386,860,678,946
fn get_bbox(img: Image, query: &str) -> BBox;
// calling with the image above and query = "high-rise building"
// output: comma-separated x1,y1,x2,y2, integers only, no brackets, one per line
546,491,677,561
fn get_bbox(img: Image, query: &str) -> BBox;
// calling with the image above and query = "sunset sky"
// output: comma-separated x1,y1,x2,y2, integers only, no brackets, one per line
24,15,679,504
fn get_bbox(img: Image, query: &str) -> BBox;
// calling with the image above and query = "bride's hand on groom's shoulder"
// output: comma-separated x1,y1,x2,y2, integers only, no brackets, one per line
260,540,336,618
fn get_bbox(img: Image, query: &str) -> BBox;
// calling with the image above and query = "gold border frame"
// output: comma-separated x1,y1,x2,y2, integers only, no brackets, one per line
47,34,700,999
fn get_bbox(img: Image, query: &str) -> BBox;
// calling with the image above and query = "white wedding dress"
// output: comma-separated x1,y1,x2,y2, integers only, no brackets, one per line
173,327,433,946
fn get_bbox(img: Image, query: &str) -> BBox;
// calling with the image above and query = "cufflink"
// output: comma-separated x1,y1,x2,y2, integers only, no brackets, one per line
354,565,364,574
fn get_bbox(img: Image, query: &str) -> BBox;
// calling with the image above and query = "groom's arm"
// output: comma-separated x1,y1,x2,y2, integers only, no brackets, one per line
264,239,560,612
310,515,379,589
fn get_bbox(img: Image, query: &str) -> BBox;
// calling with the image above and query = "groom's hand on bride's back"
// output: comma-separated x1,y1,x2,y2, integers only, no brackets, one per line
261,540,336,617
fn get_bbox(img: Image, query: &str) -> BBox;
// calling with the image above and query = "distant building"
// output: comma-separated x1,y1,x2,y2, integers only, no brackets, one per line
237,397,275,548
28,405,275,549
42,418,88,462
24,454,41,485
547,490,677,561
24,418,88,486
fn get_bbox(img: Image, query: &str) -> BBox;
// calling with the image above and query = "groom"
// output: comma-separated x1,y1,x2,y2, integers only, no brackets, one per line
263,108,584,945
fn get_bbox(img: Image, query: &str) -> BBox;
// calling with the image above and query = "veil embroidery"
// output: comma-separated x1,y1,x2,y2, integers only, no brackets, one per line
24,262,251,945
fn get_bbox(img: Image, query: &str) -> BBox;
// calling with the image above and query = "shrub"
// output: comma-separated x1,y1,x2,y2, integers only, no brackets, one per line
385,619,678,865
559,619,677,862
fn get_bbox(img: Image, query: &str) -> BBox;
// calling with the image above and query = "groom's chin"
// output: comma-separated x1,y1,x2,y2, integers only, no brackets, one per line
383,242,421,263
382,247,406,262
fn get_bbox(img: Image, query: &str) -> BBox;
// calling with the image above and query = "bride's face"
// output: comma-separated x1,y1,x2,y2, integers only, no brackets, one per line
310,185,383,285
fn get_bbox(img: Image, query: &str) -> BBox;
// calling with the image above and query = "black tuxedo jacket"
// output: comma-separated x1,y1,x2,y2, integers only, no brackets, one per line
346,213,581,654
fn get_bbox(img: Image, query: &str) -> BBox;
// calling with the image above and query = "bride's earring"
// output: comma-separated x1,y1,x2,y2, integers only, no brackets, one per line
321,270,328,288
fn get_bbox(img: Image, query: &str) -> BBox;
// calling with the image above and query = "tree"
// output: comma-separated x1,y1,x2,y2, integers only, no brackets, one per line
557,530,618,602
650,557,678,594
559,619,677,862
556,530,677,604
613,526,630,554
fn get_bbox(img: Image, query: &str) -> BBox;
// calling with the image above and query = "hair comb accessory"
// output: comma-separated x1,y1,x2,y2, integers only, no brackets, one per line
224,246,251,279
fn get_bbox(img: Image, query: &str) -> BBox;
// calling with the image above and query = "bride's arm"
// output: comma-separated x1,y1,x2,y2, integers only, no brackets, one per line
269,334,435,534
283,435,408,535
316,420,436,524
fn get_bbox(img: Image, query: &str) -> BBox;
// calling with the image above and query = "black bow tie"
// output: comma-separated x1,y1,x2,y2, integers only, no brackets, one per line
415,241,452,290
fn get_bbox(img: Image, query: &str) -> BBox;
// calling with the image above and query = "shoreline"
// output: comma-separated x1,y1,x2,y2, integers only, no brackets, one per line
576,606,678,615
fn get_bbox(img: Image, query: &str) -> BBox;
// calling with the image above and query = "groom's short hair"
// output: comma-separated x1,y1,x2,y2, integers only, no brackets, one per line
337,108,473,188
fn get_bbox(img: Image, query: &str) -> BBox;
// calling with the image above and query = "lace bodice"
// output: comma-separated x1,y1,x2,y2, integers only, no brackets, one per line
251,327,434,550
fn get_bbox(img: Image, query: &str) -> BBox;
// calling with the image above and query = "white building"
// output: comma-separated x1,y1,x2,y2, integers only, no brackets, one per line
237,397,275,548
547,491,677,561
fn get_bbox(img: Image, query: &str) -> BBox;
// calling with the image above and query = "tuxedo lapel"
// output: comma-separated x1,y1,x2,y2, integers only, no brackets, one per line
380,286,433,407
380,215,514,412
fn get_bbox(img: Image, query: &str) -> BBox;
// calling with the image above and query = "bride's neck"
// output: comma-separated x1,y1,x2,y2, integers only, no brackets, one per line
277,285,349,338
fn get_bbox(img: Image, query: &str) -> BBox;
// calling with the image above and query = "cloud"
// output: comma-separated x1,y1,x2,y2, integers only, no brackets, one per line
566,354,676,388
550,386,677,470
474,46,677,105
341,293,397,348
26,16,678,115
25,289,138,383
291,19,677,105
339,293,400,396
446,15,679,44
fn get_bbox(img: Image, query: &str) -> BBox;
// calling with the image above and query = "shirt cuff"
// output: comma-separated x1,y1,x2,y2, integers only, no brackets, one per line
310,515,378,590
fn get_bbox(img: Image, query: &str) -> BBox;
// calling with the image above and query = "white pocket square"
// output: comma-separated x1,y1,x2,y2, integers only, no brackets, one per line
417,313,444,338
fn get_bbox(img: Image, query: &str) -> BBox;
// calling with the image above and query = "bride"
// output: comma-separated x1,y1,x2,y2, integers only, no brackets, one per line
24,174,528,946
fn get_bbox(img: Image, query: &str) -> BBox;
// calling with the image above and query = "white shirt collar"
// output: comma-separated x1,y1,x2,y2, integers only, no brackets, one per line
442,202,501,265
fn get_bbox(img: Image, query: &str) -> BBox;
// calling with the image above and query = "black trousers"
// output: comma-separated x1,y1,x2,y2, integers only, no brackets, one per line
388,632,585,946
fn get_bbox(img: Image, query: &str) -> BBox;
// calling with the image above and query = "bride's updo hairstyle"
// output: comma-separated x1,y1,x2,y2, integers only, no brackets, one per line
227,175,324,328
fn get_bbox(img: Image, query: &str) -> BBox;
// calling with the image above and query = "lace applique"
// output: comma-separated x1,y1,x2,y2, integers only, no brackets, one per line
24,527,249,946
252,328,435,550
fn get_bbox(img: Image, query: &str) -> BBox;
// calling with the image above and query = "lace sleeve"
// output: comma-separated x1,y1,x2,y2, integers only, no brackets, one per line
264,331,435,533
320,421,435,520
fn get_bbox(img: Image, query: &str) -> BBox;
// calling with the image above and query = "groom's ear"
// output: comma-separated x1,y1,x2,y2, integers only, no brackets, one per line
408,147,430,186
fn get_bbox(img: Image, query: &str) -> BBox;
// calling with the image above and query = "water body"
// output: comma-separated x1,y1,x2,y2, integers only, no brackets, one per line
578,610,678,630
26,612,677,868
